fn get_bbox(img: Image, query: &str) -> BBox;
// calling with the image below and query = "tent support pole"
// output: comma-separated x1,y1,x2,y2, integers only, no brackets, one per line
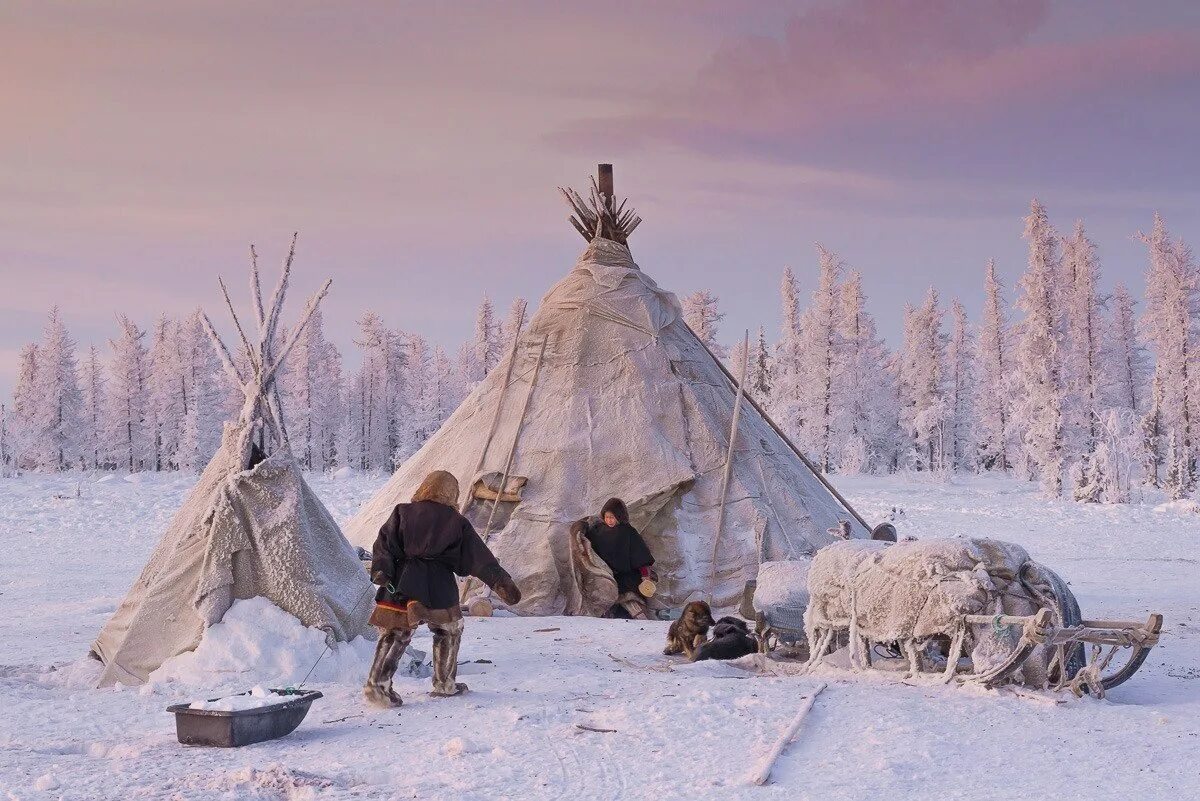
710,329,749,591
687,328,871,533
461,334,548,603
461,304,527,513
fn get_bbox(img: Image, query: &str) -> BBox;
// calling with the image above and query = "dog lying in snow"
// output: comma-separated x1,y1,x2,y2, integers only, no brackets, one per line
692,616,758,662
663,601,715,659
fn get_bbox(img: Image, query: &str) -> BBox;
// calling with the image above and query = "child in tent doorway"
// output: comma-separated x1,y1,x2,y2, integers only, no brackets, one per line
364,470,522,708
584,498,657,620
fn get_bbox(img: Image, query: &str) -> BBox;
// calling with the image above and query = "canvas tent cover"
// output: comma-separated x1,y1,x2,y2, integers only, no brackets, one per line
346,237,867,612
92,422,372,686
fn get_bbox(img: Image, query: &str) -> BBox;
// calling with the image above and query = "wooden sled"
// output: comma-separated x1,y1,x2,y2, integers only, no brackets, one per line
800,609,1163,696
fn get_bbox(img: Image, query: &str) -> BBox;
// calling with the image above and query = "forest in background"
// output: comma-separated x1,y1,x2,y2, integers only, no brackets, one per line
3,201,1195,504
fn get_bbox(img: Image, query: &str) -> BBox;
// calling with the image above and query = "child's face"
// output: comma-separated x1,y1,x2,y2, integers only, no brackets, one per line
603,512,619,527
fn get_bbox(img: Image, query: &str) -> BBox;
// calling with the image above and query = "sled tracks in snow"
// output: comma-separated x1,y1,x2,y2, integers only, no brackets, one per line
534,708,629,801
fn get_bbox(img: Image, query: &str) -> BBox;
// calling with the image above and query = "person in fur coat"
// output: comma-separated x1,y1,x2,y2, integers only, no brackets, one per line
365,470,522,708
581,497,656,620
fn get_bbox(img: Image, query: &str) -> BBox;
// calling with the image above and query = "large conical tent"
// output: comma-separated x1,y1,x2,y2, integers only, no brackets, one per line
345,167,869,613
91,239,372,686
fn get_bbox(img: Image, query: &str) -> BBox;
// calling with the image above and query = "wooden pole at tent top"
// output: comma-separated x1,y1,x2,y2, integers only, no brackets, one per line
597,164,614,204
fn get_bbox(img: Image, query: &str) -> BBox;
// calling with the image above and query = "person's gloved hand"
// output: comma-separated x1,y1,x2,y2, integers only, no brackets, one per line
492,573,523,606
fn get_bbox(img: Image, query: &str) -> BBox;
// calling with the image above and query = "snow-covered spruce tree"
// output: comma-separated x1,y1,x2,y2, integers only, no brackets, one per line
145,315,183,471
945,299,975,472
176,310,224,472
0,404,10,475
106,315,150,472
343,367,368,471
748,326,773,406
472,296,499,382
975,260,1013,471
729,334,750,389
10,343,40,469
1137,213,1199,497
836,271,896,473
1013,199,1066,496
281,307,344,471
314,330,343,470
769,266,805,443
353,312,409,471
1164,429,1193,501
1061,222,1110,500
898,288,948,471
80,345,107,470
425,345,458,432
453,342,474,405
797,245,844,472
1107,283,1148,416
1140,371,1165,487
500,297,528,356
682,290,726,358
30,308,84,471
1076,409,1143,504
397,333,431,462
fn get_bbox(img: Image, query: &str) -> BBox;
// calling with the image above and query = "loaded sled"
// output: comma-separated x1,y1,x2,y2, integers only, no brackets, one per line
754,538,1162,698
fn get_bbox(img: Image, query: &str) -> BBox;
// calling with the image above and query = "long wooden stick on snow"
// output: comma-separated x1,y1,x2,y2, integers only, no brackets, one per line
710,329,749,589
747,682,827,786
461,303,526,513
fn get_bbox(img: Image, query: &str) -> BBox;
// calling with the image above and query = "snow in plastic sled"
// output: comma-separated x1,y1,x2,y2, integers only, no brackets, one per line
167,689,322,747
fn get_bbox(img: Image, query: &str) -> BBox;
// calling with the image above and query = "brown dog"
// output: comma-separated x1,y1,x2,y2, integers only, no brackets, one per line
663,601,716,658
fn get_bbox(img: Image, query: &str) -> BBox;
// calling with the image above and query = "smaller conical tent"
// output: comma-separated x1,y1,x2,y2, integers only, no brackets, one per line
91,238,372,687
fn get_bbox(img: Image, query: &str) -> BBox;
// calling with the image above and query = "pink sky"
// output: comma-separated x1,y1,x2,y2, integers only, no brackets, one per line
4,1,1200,396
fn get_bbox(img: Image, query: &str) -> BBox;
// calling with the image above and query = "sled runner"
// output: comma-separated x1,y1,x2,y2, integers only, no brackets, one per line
801,608,1162,696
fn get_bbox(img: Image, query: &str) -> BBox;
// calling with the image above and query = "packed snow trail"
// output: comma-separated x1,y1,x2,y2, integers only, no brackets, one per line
0,471,1196,799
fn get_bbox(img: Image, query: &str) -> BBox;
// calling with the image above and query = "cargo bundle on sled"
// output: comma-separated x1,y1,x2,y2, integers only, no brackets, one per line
753,537,1161,698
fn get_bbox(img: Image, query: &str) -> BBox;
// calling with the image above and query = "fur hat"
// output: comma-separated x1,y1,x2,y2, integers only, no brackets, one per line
600,497,629,524
413,470,460,507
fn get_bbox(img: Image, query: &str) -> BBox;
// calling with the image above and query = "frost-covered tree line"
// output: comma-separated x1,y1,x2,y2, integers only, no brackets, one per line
2,296,525,475
685,205,1196,503
5,202,1198,503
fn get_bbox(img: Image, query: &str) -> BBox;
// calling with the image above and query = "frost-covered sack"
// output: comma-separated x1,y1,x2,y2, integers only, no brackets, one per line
804,540,889,640
343,237,866,613
806,537,1067,686
150,597,376,689
92,422,374,687
850,538,1030,643
753,556,811,618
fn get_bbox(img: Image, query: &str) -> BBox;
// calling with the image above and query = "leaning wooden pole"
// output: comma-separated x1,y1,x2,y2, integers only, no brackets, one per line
460,303,526,512
747,683,827,786
688,328,871,532
481,334,548,542
709,329,750,590
461,334,549,603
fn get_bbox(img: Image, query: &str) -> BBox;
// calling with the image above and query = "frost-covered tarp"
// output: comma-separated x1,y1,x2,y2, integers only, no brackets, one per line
91,422,372,686
806,537,1080,686
346,238,867,612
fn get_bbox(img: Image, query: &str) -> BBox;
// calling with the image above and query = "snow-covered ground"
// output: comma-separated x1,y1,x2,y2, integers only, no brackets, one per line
0,471,1196,800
